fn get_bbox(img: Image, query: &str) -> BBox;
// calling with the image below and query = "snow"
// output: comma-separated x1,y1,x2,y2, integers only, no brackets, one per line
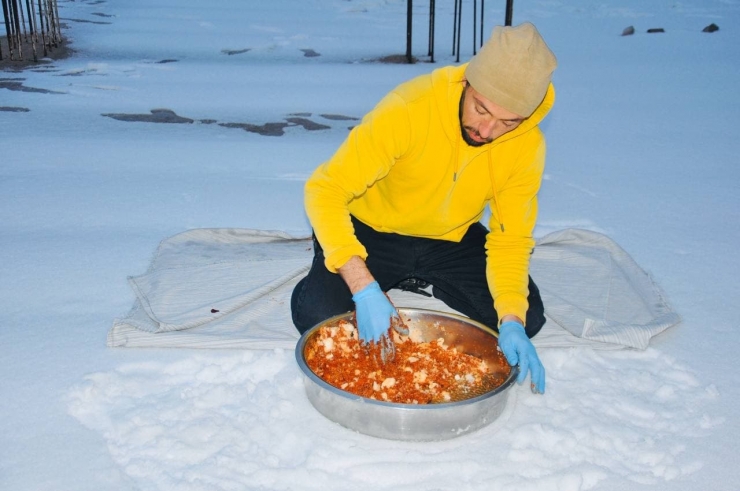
63,348,718,490
1,0,739,490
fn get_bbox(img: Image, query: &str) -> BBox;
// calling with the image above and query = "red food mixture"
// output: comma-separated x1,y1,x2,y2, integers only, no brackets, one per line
304,318,511,404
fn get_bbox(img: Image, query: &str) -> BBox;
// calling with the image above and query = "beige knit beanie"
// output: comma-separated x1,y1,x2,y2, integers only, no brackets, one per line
465,22,557,117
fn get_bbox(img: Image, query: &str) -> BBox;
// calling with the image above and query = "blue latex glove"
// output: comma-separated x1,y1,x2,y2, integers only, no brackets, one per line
498,321,546,394
352,281,400,343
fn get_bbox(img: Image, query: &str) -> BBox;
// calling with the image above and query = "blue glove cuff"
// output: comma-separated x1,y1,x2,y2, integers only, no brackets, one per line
499,320,525,335
352,281,382,302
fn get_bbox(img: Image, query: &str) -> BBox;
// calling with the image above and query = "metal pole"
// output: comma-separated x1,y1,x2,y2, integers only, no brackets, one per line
36,0,46,55
51,0,61,44
472,0,477,55
427,0,432,56
11,0,24,60
480,0,484,47
25,0,33,36
406,0,412,63
27,0,38,61
19,0,27,42
505,0,513,26
452,0,459,55
428,0,435,62
455,0,462,62
46,0,57,46
0,0,10,59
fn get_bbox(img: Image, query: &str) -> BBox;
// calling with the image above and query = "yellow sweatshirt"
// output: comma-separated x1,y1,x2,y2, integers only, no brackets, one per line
305,64,555,324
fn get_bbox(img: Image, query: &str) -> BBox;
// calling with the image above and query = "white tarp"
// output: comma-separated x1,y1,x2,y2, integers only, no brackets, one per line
108,228,681,351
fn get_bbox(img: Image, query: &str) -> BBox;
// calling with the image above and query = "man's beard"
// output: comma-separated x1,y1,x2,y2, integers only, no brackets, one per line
458,87,487,147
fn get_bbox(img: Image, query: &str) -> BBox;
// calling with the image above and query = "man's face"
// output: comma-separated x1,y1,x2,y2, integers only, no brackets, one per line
459,82,526,147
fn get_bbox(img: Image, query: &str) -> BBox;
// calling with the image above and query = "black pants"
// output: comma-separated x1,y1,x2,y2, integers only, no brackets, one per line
290,217,545,337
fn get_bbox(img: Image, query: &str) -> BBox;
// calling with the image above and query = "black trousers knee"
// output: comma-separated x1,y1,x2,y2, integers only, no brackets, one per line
290,217,545,338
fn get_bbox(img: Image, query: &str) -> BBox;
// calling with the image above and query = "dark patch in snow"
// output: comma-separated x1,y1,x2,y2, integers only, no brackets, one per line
102,108,195,124
0,78,63,94
373,54,418,64
320,113,360,121
290,112,312,117
703,23,719,33
221,48,251,56
285,117,331,131
60,17,112,25
220,116,331,136
99,108,349,135
156,59,179,64
220,121,290,136
29,67,63,73
647,28,665,33
300,49,321,58
92,12,114,18
0,106,31,112
621,26,635,36
58,69,99,77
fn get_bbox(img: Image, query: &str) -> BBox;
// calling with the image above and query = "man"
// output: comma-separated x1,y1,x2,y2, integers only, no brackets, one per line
291,22,556,394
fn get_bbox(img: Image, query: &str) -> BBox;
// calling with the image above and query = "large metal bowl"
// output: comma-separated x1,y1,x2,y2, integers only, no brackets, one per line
295,308,518,441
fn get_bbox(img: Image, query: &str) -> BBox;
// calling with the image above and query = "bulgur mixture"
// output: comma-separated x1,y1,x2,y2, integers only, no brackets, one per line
304,318,510,404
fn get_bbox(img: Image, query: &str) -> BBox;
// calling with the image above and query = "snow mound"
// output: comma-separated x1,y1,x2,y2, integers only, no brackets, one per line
67,347,719,491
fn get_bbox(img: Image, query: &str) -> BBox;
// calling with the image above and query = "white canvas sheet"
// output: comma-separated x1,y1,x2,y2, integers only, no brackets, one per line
108,228,680,351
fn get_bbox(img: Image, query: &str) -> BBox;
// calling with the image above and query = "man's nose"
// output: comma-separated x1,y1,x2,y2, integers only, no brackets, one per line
478,119,496,139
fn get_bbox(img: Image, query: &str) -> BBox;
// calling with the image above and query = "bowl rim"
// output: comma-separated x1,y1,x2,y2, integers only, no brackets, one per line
294,307,519,410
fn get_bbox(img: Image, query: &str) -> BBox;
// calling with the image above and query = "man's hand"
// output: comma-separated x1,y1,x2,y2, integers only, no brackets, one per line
498,320,545,394
352,281,399,343
339,256,407,361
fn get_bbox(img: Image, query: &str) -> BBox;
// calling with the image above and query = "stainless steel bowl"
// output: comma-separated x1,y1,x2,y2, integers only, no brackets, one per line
295,308,518,441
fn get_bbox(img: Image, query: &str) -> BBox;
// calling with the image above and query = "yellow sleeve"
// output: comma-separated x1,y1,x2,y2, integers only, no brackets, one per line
304,93,411,272
486,133,546,324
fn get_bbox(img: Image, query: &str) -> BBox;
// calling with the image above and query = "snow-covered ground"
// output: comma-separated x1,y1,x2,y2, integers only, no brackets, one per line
1,0,739,489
